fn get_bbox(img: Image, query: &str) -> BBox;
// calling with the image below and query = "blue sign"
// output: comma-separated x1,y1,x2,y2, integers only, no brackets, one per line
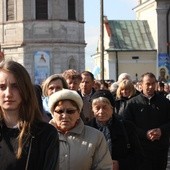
34,51,50,84
158,53,170,82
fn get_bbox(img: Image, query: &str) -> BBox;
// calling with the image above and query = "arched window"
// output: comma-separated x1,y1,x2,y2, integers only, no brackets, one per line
36,0,48,20
69,57,77,70
68,0,76,20
6,0,14,21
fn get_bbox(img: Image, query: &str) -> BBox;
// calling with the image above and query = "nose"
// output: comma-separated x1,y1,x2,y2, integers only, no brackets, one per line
61,112,68,118
70,83,76,90
5,87,12,96
148,84,153,89
81,82,86,86
98,108,104,113
52,88,57,93
52,88,59,94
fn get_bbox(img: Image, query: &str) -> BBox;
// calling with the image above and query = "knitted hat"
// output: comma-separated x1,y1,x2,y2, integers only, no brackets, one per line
90,90,115,107
48,89,83,113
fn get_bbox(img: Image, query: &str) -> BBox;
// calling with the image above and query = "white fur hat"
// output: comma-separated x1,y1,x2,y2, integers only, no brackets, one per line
48,89,83,113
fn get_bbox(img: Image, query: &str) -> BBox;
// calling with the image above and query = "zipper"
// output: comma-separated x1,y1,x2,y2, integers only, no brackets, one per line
25,136,34,170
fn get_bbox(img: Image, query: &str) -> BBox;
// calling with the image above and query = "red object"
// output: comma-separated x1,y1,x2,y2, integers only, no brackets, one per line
0,51,4,58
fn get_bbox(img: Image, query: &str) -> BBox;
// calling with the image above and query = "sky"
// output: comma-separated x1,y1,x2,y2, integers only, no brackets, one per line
84,0,137,71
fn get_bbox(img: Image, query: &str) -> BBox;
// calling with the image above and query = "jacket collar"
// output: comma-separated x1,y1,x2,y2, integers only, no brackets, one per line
58,119,84,141
140,91,156,99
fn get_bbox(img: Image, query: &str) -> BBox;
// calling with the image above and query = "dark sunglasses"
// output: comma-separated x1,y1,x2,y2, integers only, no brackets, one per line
54,109,77,115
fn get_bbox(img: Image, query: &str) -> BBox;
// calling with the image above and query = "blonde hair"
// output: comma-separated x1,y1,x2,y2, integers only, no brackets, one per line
41,74,68,97
116,79,136,99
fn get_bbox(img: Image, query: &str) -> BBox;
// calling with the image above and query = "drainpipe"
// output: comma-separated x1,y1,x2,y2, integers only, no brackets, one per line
100,0,104,81
116,51,118,81
166,6,170,56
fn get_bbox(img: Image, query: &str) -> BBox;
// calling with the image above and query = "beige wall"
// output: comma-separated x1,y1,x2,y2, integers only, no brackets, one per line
134,0,158,49
93,50,157,81
134,0,170,80
0,0,85,82
117,51,157,80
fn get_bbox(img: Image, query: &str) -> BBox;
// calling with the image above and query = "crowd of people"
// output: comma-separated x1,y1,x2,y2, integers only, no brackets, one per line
1,59,170,170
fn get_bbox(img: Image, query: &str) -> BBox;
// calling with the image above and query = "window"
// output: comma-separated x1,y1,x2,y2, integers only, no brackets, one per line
36,0,48,20
69,58,76,69
68,0,76,20
6,0,14,21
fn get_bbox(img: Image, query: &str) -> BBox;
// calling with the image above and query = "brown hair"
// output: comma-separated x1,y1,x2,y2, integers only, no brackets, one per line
0,60,42,158
140,72,157,82
81,71,94,81
62,69,82,81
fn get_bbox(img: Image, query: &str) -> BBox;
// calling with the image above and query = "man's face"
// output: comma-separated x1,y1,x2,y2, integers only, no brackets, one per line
66,78,81,91
141,75,156,97
79,74,94,95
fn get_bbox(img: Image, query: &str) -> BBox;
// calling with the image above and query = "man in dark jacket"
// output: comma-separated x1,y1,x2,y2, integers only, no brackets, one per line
123,72,170,170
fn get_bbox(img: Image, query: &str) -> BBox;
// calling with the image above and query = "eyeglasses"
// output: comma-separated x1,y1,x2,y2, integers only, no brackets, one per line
54,109,77,115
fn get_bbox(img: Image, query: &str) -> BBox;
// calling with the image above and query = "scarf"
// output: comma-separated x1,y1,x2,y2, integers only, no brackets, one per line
96,118,112,154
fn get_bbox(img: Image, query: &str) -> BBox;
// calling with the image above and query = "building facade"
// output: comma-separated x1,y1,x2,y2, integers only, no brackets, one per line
135,0,170,82
92,18,156,81
93,0,170,82
0,0,85,84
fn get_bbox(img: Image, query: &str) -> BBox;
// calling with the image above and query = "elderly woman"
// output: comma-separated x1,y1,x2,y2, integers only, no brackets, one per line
88,90,144,170
48,89,113,170
41,74,68,119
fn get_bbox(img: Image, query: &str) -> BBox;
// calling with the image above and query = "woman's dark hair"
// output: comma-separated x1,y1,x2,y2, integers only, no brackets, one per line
0,60,42,158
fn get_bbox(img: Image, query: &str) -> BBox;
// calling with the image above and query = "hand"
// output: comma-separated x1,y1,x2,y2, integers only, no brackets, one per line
147,128,161,141
113,160,119,170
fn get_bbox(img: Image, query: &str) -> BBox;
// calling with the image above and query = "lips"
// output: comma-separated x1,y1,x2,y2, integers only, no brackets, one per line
4,100,14,103
61,120,69,124
4,100,15,105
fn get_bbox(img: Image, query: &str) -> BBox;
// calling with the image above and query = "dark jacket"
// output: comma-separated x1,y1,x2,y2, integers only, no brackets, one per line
123,92,170,152
77,88,96,123
88,116,144,170
0,121,59,170
115,97,129,116
115,92,140,117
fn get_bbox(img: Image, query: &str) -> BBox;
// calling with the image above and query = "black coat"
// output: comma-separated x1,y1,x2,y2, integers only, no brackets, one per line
123,92,170,152
0,121,59,170
115,97,129,116
88,116,144,170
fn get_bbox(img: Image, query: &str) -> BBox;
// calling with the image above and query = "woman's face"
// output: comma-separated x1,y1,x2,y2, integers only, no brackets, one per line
0,70,22,115
92,100,113,123
120,88,131,97
47,79,63,96
53,100,80,132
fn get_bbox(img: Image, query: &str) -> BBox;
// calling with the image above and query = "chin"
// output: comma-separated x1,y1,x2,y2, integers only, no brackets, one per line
99,119,107,123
